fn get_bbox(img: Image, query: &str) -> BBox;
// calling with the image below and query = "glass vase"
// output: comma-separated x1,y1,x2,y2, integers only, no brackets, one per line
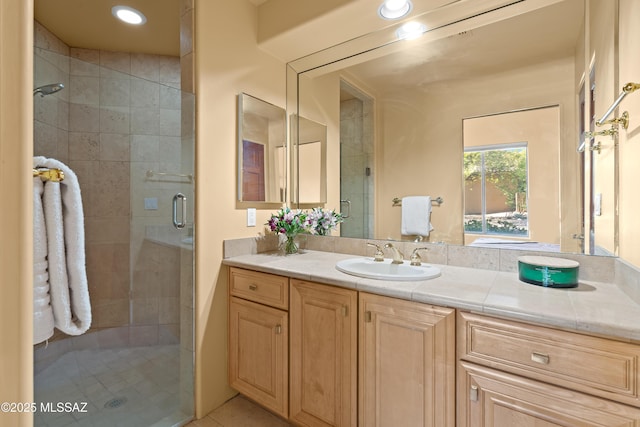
283,234,299,254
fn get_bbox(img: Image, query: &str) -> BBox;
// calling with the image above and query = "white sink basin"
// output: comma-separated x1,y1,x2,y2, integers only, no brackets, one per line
336,258,441,281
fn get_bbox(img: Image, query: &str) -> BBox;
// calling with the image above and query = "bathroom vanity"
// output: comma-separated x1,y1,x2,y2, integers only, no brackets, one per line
224,249,640,427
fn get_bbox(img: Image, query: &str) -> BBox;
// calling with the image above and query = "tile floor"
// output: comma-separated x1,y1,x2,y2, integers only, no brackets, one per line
34,344,190,427
33,343,285,427
185,396,292,427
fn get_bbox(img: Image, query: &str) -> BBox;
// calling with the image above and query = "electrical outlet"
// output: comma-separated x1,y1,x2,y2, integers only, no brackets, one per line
247,208,257,227
144,197,158,210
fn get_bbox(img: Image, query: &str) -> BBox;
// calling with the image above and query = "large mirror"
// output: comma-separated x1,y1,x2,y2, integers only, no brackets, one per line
238,93,286,204
289,0,620,256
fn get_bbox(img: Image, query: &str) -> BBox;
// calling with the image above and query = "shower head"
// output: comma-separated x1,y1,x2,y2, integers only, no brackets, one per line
33,83,64,97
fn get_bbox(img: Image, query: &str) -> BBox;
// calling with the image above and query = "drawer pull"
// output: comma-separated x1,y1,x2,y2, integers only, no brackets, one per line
531,352,550,365
249,284,258,291
364,311,372,323
470,385,479,402
275,324,282,334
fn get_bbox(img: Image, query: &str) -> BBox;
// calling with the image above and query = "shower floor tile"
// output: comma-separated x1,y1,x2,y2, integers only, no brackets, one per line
34,344,189,427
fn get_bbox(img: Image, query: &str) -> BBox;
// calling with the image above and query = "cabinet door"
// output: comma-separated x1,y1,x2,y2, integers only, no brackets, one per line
458,361,640,427
229,296,288,418
359,293,456,427
290,280,357,427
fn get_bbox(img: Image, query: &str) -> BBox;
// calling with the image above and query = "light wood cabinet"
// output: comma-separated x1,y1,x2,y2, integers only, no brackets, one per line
359,293,456,427
458,311,640,408
458,361,640,426
290,279,357,427
228,266,640,427
228,268,289,418
457,311,640,426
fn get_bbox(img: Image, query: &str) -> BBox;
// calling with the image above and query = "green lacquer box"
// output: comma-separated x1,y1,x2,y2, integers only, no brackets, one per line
517,256,579,288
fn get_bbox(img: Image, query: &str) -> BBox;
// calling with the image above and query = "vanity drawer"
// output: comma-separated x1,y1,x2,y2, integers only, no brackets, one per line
230,267,289,309
458,311,640,407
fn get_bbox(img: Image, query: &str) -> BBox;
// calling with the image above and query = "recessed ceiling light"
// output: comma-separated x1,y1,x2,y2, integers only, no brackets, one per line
396,21,427,40
112,5,147,25
378,0,413,20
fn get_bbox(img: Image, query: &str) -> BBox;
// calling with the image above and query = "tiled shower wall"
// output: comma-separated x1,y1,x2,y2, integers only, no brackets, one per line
34,21,183,345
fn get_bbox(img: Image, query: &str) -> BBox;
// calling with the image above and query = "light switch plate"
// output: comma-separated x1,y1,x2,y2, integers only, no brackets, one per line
247,208,257,227
594,193,602,216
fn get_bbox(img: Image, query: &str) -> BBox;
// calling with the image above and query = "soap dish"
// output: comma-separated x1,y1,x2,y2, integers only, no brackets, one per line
517,256,579,288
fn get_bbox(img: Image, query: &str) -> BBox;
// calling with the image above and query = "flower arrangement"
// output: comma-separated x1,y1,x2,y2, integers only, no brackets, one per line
307,207,344,236
266,207,310,254
266,207,309,236
266,207,344,254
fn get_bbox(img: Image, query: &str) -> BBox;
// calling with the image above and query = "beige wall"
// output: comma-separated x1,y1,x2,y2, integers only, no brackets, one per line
0,0,34,425
618,0,640,265
194,0,287,417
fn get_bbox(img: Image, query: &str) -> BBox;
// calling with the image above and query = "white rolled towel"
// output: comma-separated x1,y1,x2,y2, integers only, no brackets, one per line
34,157,91,336
33,177,55,345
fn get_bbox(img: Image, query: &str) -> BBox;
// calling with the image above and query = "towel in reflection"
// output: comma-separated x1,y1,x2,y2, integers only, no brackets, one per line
401,196,434,237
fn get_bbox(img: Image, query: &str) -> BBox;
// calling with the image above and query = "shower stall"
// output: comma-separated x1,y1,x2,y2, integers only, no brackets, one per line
339,80,374,239
33,22,194,427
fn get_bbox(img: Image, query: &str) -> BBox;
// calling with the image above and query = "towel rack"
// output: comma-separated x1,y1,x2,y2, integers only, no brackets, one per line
393,196,443,206
33,168,65,182
595,82,639,127
146,170,194,183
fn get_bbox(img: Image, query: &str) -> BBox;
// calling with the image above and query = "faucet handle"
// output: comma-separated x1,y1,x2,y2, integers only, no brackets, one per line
366,243,385,262
410,247,430,266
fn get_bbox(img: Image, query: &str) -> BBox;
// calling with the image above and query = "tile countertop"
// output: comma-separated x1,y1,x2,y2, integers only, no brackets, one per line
222,250,640,343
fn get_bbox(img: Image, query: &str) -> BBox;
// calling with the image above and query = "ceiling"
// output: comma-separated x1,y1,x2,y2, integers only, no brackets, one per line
34,0,181,56
343,0,583,91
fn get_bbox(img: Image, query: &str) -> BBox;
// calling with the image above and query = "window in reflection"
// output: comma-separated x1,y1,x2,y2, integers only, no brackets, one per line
464,144,528,236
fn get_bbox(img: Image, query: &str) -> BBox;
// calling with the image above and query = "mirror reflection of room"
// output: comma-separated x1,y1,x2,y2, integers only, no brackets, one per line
291,0,622,255
463,106,563,252
290,115,327,205
238,93,286,203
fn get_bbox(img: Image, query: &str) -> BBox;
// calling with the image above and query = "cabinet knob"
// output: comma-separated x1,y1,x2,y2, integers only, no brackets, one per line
249,284,258,291
275,324,282,334
531,351,550,365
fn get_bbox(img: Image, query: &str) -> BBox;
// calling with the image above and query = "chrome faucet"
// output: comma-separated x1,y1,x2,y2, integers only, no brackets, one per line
384,243,404,264
366,243,385,262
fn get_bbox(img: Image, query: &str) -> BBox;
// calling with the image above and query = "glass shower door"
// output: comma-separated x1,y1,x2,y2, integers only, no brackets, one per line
33,45,195,427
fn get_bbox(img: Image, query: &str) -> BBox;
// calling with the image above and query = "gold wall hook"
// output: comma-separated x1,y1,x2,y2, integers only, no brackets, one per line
584,126,618,140
33,168,65,182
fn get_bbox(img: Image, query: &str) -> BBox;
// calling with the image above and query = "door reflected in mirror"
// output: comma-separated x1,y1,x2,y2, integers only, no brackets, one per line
238,93,286,204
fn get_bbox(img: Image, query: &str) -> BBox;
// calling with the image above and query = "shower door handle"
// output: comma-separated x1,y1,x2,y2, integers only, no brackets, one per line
173,193,187,229
340,199,351,218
